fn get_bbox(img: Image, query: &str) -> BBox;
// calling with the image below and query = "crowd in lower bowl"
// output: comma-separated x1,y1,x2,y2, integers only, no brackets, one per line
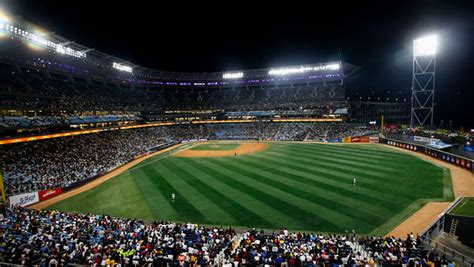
1,206,236,266
0,207,459,266
222,230,457,266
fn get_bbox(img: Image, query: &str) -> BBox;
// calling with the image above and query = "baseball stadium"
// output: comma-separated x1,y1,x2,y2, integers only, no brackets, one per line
0,3,474,266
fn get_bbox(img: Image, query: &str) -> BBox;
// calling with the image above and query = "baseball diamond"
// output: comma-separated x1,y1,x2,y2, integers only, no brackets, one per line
46,141,453,235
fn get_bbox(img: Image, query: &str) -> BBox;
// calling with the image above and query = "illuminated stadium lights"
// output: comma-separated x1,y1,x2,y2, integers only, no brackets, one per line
7,25,87,58
0,11,9,22
0,10,86,58
0,12,12,38
222,72,244,79
0,11,10,26
268,63,340,76
411,34,438,126
0,12,10,27
414,35,438,57
113,62,133,73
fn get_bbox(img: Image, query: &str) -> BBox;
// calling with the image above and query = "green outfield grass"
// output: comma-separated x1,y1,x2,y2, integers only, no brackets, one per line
449,198,474,217
47,142,453,235
190,143,240,150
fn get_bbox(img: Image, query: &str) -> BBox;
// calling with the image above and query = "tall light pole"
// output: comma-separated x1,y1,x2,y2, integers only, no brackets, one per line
411,34,438,128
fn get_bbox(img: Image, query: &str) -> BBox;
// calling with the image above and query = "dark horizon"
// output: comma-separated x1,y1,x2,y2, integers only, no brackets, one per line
3,0,474,129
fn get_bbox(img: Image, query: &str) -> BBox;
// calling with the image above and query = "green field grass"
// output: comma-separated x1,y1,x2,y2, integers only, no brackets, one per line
449,198,474,217
47,142,453,235
190,143,240,151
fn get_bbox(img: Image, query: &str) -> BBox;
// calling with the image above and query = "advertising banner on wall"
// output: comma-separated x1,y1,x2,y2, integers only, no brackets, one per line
38,188,62,202
464,145,474,152
9,191,39,207
411,135,441,143
382,138,474,173
351,136,370,143
351,137,361,143
369,136,379,143
342,137,351,143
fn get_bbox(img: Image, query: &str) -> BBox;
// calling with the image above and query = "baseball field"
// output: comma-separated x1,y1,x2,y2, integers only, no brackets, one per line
46,142,454,235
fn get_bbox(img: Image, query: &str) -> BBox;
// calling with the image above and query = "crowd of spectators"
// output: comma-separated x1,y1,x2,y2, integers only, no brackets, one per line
1,208,461,266
222,230,459,266
1,123,376,196
225,229,355,266
1,127,172,195
306,123,375,141
0,115,139,129
166,123,375,142
0,63,345,113
1,206,236,266
355,234,458,266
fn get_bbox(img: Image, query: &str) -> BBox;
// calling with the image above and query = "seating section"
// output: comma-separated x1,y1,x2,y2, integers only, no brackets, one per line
0,207,457,266
0,63,345,113
1,206,236,266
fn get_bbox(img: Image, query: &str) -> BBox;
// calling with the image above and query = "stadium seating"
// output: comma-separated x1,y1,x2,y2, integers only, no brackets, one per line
1,206,236,266
0,61,346,114
0,206,456,266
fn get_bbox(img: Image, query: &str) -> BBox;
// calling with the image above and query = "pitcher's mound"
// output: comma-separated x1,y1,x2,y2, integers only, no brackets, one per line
174,143,268,157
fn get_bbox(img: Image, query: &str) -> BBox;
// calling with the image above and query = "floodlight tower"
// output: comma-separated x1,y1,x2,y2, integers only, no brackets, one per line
411,35,438,127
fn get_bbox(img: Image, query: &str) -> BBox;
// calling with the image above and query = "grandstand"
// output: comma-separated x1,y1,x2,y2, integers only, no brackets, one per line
0,7,473,267
0,13,358,121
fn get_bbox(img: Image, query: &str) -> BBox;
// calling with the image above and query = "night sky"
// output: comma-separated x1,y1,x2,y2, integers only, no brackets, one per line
3,0,474,128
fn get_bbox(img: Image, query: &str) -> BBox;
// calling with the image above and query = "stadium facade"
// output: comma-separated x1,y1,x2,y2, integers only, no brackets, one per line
0,14,367,134
0,12,415,138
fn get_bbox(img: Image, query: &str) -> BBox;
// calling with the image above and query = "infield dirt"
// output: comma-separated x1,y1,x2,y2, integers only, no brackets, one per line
173,143,268,157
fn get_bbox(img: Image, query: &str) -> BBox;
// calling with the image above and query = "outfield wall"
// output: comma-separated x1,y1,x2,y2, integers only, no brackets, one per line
380,138,474,173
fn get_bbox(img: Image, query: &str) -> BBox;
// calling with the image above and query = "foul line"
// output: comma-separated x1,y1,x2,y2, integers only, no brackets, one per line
126,143,197,172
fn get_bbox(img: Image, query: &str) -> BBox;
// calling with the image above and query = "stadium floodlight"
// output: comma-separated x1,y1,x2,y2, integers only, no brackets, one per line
222,72,243,79
29,30,49,47
0,9,87,58
113,62,133,73
413,35,438,57
4,22,87,58
0,11,11,37
268,63,340,76
411,34,438,127
0,11,11,24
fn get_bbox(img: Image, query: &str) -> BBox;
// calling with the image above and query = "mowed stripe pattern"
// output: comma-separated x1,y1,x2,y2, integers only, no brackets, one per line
47,142,447,234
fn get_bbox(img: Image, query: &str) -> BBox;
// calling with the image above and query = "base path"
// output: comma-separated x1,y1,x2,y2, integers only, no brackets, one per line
173,143,268,157
30,143,184,210
383,144,474,238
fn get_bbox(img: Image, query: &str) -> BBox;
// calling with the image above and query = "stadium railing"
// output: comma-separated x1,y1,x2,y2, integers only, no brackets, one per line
420,235,473,265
